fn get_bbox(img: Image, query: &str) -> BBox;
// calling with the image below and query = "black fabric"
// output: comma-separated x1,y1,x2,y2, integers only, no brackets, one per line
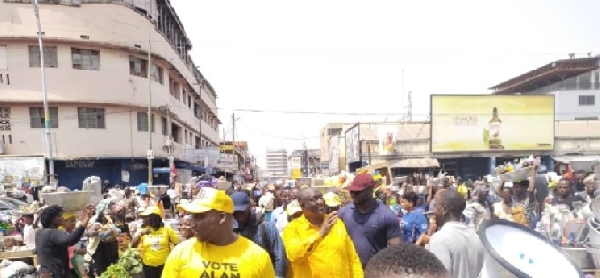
35,227,85,275
91,240,119,276
161,194,172,209
143,264,164,278
551,194,587,211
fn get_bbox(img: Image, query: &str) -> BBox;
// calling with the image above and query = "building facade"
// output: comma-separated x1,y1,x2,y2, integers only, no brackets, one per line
0,0,220,188
319,120,600,177
290,148,321,177
265,148,288,177
490,56,600,121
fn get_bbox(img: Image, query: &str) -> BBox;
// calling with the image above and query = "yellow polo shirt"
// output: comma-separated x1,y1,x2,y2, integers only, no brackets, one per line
162,236,275,278
139,226,179,266
282,214,363,278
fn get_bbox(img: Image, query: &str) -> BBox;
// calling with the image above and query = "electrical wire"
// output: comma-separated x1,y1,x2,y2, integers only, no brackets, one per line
237,122,320,141
219,108,593,117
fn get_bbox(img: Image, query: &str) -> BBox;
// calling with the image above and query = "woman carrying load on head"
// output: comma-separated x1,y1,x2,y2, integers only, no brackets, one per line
36,205,92,278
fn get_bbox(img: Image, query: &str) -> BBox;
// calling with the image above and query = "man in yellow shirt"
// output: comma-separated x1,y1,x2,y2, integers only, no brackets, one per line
282,187,363,278
163,187,275,278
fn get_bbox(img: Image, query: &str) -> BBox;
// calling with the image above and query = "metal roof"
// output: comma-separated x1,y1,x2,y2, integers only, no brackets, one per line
489,57,600,95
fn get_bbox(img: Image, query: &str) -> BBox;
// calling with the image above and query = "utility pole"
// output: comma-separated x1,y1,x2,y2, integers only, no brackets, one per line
231,113,236,183
32,0,55,185
232,113,235,144
165,105,174,184
198,79,204,149
146,0,154,186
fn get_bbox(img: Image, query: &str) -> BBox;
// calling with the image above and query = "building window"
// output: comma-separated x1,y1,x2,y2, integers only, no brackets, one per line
0,107,10,131
0,46,7,70
137,112,154,132
29,107,58,128
77,107,105,128
129,56,147,77
169,76,180,100
194,136,200,148
161,117,169,136
71,48,100,70
171,124,182,143
28,45,58,68
150,64,163,84
579,95,595,106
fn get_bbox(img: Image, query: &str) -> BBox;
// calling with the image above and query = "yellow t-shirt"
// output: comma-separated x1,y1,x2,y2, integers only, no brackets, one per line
162,236,275,278
139,226,179,266
282,215,363,278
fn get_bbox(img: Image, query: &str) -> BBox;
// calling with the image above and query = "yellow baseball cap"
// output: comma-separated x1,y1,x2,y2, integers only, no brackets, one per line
139,206,161,216
286,200,302,216
323,192,341,207
62,211,77,220
177,187,234,214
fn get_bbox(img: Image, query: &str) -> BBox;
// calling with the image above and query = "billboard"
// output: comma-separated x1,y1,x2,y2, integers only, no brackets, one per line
378,124,398,155
430,95,555,153
328,135,340,173
345,124,360,164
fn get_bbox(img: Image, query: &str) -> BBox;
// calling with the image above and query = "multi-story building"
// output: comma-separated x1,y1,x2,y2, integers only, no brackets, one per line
265,148,288,177
319,123,344,169
290,148,321,176
490,56,600,120
0,0,220,188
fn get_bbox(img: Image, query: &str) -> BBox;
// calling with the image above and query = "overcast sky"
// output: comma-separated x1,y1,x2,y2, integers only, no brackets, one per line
169,0,600,166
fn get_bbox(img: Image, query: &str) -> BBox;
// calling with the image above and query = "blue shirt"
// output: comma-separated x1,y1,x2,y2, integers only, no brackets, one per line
270,206,285,225
339,202,403,268
137,183,148,195
401,210,428,243
237,213,287,277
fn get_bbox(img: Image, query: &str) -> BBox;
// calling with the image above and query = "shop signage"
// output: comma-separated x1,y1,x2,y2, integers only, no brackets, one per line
216,154,237,170
65,160,96,168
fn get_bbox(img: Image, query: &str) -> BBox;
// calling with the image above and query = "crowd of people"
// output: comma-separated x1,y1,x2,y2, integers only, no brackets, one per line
29,163,596,278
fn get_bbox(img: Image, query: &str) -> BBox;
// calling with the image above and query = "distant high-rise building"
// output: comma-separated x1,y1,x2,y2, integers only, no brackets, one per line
265,149,288,177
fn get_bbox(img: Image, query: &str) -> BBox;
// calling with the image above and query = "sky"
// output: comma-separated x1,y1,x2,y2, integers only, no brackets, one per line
169,0,600,166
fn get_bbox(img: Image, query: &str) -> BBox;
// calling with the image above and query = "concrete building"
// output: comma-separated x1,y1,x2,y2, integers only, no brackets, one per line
290,148,321,176
319,123,344,168
0,0,220,188
490,56,600,121
319,120,600,177
265,148,288,177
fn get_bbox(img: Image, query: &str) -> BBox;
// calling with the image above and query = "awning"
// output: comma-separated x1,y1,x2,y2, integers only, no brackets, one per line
552,155,600,172
390,158,440,168
175,162,205,172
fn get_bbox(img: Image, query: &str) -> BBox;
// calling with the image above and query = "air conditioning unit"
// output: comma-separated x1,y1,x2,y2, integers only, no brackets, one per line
162,137,174,153
0,137,5,155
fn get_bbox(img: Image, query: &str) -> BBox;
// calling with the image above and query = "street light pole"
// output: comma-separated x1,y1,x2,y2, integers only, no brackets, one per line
31,0,55,185
146,0,154,186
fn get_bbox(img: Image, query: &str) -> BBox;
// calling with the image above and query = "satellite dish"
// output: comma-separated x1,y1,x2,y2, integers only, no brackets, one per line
478,219,584,278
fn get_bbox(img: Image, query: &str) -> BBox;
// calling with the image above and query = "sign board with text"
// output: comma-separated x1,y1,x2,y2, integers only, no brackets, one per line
430,94,555,153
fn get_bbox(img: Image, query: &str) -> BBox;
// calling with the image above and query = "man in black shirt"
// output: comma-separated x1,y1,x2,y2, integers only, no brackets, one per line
551,178,586,210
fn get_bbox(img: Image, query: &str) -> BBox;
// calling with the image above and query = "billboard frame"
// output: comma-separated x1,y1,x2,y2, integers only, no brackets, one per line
429,94,556,154
344,123,361,164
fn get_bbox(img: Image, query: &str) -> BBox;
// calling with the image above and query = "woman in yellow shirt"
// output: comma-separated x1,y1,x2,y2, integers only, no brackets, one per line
132,206,179,278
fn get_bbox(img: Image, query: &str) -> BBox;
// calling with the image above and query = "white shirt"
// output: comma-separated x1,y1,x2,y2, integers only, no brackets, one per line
167,188,179,203
23,224,35,245
429,221,485,278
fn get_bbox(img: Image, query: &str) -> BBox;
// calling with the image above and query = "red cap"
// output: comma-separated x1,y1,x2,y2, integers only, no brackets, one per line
346,173,376,191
